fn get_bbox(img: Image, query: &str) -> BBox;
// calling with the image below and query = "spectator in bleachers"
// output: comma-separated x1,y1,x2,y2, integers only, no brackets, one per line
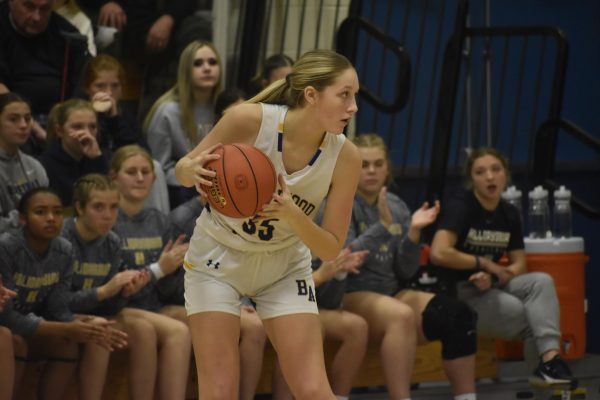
109,144,191,400
80,54,169,213
342,133,479,400
429,147,574,388
144,40,222,208
0,93,49,233
81,0,194,56
81,54,147,155
40,99,108,208
0,0,89,155
248,53,294,98
64,173,183,400
78,0,197,115
0,187,127,400
0,274,17,400
64,173,148,399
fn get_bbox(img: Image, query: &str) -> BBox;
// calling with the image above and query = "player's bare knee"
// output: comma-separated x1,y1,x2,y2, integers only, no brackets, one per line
343,313,369,343
292,380,331,400
422,294,477,359
127,318,156,341
391,302,417,329
168,319,191,343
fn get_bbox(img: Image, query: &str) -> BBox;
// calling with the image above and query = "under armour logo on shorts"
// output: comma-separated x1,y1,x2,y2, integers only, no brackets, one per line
206,259,220,269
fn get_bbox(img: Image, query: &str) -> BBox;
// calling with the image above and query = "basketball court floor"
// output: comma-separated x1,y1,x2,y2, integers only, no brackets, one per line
254,355,600,399
349,355,600,400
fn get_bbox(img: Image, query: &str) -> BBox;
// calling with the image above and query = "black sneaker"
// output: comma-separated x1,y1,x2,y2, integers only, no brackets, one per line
529,355,574,387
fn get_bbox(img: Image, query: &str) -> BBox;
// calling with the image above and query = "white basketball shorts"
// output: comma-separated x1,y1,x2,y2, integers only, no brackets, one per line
184,233,318,319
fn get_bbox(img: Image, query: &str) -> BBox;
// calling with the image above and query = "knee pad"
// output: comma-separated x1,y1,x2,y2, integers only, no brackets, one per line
421,294,478,360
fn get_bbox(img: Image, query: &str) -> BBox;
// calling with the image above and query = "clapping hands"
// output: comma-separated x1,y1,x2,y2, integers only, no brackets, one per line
157,234,189,276
0,277,17,312
411,200,441,230
71,316,128,351
314,247,369,285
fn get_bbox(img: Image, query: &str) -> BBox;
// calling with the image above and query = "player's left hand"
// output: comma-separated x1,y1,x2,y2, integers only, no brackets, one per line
257,174,303,222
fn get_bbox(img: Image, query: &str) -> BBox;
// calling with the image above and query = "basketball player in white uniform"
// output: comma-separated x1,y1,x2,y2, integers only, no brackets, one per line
176,50,361,400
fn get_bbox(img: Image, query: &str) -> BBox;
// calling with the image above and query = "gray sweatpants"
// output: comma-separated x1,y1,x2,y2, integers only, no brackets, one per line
456,272,561,369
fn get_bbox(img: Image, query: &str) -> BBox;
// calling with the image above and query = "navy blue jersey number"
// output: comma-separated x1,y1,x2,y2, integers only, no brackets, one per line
242,219,277,241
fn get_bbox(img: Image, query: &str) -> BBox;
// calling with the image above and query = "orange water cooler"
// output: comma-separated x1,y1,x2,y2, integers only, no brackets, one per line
495,237,588,360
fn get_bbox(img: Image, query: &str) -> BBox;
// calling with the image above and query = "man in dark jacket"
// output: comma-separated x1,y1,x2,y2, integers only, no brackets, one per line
0,0,89,155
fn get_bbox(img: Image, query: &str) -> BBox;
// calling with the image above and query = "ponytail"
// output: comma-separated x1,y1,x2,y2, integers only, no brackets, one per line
246,49,353,110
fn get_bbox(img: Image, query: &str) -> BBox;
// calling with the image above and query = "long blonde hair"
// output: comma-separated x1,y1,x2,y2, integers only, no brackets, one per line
248,49,353,109
143,41,222,146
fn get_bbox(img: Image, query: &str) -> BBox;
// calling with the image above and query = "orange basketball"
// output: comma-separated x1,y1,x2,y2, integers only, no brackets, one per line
201,144,277,218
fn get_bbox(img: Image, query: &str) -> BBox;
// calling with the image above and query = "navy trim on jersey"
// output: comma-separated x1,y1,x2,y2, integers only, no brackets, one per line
277,132,283,152
308,149,322,166
276,127,325,166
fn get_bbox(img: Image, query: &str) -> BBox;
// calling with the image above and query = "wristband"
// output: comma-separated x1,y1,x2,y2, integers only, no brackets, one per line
149,262,164,279
334,271,348,281
474,255,481,270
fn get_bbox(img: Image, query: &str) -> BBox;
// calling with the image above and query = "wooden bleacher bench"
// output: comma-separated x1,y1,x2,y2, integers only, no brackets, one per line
255,337,497,393
17,337,496,399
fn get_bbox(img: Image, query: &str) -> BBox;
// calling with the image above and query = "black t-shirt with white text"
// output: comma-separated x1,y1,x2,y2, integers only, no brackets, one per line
434,190,524,282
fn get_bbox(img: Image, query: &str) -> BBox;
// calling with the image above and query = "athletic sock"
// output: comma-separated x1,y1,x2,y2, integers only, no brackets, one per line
335,396,348,400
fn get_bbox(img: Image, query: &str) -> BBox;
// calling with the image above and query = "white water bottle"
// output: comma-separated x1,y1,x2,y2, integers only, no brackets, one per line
528,186,551,238
553,186,572,238
502,186,523,225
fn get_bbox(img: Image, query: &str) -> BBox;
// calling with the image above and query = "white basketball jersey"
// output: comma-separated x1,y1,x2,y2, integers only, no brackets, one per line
187,103,346,255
